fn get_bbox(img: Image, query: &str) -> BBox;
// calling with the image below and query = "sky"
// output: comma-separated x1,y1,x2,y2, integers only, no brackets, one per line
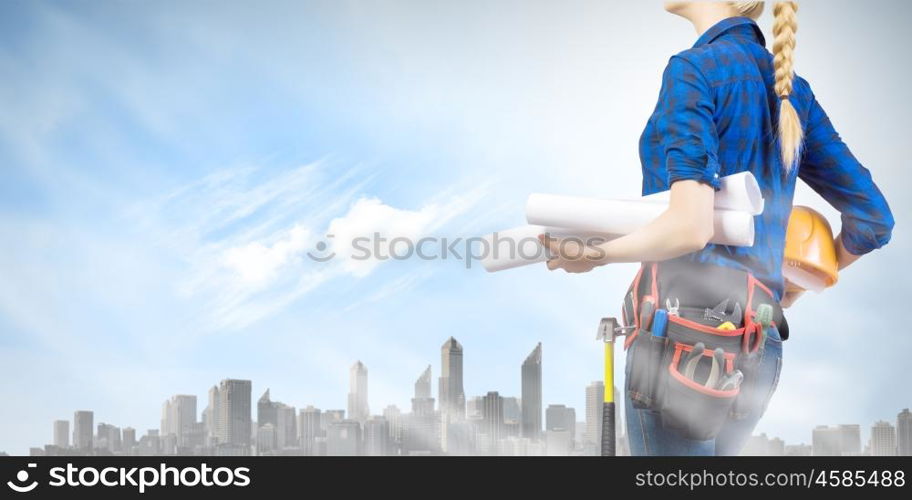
1,0,910,455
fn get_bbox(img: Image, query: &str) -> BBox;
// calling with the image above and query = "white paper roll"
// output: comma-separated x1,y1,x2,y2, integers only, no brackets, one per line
478,225,616,272
642,171,764,216
525,195,754,246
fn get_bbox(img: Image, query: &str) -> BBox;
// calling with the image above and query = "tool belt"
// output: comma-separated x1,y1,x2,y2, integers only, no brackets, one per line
622,260,787,441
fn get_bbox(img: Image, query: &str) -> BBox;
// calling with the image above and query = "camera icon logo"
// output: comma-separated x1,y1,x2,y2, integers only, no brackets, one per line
6,463,38,493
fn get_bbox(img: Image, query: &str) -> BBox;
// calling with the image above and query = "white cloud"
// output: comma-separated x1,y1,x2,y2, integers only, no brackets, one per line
220,224,311,288
128,161,490,332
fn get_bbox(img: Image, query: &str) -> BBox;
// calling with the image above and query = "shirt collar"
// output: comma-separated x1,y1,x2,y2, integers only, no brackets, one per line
693,16,765,48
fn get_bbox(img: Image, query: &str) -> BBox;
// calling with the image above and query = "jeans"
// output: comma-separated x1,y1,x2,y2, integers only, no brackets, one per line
624,325,783,456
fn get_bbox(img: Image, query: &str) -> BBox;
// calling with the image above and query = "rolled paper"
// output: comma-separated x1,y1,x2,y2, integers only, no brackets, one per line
525,195,754,246
481,171,763,272
642,171,765,216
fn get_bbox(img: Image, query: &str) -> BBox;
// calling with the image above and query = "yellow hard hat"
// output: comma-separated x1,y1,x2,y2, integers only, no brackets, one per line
783,206,838,293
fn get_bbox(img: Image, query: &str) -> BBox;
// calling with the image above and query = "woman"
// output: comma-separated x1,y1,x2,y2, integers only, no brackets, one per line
541,2,894,455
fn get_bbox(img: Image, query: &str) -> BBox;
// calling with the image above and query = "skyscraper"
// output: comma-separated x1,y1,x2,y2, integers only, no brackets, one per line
415,365,432,399
275,404,296,449
406,366,437,455
812,425,860,456
898,408,912,456
122,427,136,452
73,411,93,451
161,395,197,448
216,379,252,452
839,424,862,455
326,420,361,456
96,422,121,453
871,421,897,456
521,342,542,440
298,406,323,455
206,385,221,443
364,416,391,456
348,361,369,423
439,337,465,420
53,420,69,449
257,389,278,429
585,381,604,451
482,391,505,443
545,404,575,456
545,404,576,435
383,405,403,453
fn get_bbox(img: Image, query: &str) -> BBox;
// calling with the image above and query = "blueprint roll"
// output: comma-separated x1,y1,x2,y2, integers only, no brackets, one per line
525,195,754,247
642,171,765,216
479,225,615,272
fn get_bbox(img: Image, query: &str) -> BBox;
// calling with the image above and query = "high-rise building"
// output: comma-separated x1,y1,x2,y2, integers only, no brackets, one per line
482,391,505,442
206,385,221,443
466,397,483,420
898,409,912,456
439,337,465,420
161,395,197,448
216,379,252,452
769,436,785,456
383,405,403,452
256,423,277,454
812,425,860,456
585,381,604,451
546,405,576,435
326,420,361,456
298,406,323,455
411,365,436,417
544,404,575,456
53,420,69,449
122,427,136,452
364,416,391,456
871,421,897,456
257,389,278,429
406,367,437,455
502,397,521,425
96,423,121,453
838,424,862,455
73,411,93,451
275,404,296,449
348,361,369,423
323,410,345,424
812,426,840,456
415,365,432,399
521,342,542,441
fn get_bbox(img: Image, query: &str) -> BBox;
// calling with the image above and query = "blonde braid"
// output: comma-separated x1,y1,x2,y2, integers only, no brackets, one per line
772,1,803,170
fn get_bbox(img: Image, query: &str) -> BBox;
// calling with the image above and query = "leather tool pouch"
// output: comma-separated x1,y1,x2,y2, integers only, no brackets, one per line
622,260,786,441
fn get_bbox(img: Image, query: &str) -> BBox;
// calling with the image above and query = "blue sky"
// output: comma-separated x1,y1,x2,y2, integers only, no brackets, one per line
1,0,910,455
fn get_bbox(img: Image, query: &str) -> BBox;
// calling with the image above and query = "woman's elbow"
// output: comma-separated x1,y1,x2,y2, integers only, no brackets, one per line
687,225,715,252
672,221,714,254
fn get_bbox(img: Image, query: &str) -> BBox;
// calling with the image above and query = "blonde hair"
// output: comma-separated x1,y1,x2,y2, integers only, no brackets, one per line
732,1,803,171
771,2,802,170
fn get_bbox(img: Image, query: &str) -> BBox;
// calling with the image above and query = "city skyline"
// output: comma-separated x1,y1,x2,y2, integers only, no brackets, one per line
16,335,912,457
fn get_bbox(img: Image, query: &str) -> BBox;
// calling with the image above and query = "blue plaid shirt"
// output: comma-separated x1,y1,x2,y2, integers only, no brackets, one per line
639,17,894,300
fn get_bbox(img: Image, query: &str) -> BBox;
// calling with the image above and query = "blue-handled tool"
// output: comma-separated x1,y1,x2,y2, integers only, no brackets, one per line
652,309,668,338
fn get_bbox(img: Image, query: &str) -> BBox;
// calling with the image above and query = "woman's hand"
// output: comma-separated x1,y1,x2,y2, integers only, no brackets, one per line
539,234,606,274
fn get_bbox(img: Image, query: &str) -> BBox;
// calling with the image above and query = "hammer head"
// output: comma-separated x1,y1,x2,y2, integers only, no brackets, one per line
597,317,620,342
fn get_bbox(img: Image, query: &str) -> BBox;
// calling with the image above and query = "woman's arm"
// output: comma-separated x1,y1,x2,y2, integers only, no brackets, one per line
542,180,715,272
798,93,894,258
544,56,721,273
